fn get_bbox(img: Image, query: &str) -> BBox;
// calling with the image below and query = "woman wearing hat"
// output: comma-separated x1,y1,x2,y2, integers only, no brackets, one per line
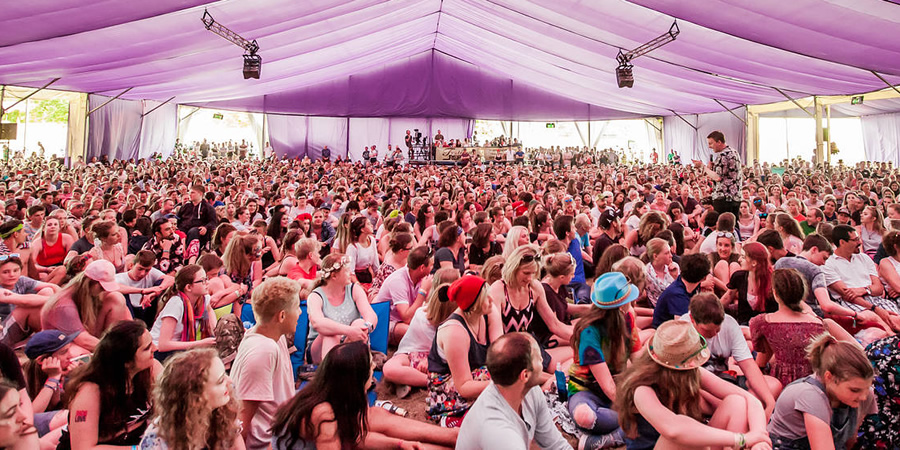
40,259,132,351
24,330,89,418
306,253,378,364
566,271,641,448
614,320,771,450
426,275,503,426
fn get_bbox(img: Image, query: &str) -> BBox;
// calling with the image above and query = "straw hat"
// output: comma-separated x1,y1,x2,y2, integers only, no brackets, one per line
648,320,710,370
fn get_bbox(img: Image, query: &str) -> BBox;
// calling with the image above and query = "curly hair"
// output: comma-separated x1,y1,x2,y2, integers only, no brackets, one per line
153,348,241,450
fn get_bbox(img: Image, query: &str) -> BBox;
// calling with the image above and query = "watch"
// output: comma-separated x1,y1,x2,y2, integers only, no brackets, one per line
865,286,872,296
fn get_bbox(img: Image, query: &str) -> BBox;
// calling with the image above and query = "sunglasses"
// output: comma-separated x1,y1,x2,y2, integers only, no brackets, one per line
0,253,21,262
677,334,709,367
716,232,734,239
521,253,541,264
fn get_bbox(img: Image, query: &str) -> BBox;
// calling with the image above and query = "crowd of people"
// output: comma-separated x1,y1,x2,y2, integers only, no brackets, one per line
0,129,897,449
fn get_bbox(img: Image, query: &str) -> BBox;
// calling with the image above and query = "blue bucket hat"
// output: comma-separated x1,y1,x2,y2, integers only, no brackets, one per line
590,272,640,309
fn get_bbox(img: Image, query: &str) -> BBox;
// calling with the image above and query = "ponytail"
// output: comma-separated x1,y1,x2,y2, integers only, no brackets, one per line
806,333,873,381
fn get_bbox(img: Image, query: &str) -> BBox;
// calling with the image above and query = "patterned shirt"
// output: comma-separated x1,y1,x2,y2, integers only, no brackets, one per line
712,146,742,202
141,235,185,275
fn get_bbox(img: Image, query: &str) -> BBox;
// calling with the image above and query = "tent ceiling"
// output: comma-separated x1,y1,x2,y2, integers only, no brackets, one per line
1,0,899,119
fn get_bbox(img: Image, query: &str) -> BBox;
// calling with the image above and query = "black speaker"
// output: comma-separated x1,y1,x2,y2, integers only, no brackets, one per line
0,123,17,140
243,54,262,80
616,66,634,88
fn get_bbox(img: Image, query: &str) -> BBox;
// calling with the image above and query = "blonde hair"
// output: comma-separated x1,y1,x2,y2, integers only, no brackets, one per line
294,237,321,260
501,244,540,288
503,226,529,258
543,252,575,278
425,268,461,325
42,273,103,335
251,277,301,324
480,255,505,285
644,238,669,264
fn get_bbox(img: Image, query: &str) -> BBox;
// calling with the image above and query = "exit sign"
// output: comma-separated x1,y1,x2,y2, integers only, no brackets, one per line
213,113,224,119
851,96,864,105
546,123,555,128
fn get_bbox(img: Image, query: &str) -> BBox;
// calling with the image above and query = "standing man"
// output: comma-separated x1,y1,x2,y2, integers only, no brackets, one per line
456,332,570,450
694,131,742,218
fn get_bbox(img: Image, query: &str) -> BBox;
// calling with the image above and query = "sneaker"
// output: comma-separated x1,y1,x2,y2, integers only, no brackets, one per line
439,415,464,428
395,384,412,399
578,429,625,450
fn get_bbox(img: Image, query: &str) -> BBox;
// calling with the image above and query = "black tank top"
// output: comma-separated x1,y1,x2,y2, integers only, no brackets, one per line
427,313,490,374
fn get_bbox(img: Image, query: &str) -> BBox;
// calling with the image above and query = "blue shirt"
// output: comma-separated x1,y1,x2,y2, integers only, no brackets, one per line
568,239,586,283
651,276,696,329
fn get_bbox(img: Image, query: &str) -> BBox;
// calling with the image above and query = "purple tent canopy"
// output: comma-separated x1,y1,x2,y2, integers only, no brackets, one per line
2,0,899,119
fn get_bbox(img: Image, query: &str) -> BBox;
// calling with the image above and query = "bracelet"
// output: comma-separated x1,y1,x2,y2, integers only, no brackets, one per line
417,290,427,297
734,432,746,449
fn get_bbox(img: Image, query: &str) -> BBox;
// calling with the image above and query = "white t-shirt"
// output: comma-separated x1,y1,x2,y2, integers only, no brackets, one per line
346,236,380,272
680,313,752,363
149,295,212,344
115,269,165,307
396,307,436,355
230,331,294,450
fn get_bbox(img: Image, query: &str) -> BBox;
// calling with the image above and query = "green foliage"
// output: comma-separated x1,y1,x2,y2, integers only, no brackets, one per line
1,99,68,124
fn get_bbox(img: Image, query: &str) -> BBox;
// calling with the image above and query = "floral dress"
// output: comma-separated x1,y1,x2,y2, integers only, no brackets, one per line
749,316,824,388
856,335,900,449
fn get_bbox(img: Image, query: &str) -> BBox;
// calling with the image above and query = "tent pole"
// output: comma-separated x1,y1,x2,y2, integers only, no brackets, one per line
86,87,133,117
712,99,747,125
0,85,5,122
773,87,815,118
826,105,832,166
141,96,176,118
814,97,824,165
667,110,697,130
871,71,900,96
0,78,60,117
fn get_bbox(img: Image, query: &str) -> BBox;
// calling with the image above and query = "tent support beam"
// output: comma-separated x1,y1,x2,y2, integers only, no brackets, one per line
712,99,747,125
668,110,697,130
141,96,176,118
179,106,201,122
773,87,814,118
644,118,661,132
0,77,60,116
86,87,133,117
871,71,900,96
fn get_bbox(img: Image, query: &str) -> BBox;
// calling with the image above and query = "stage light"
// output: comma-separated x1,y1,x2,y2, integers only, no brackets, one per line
203,10,262,80
243,54,262,79
615,21,679,88
616,64,634,88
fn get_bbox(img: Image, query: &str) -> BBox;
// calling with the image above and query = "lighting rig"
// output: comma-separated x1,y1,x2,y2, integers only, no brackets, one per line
616,21,679,88
202,10,262,79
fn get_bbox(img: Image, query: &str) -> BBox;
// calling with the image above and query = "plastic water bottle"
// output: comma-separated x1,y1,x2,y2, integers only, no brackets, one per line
555,363,568,402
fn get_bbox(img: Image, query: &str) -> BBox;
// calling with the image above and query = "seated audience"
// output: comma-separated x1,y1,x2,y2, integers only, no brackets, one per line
457,332,570,449
614,320,771,449
150,264,217,359
231,277,302,450
426,275,503,426
768,334,875,449
140,348,242,450
62,320,161,449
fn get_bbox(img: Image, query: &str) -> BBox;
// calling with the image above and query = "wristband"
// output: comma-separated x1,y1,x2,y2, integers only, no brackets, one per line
418,289,427,297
